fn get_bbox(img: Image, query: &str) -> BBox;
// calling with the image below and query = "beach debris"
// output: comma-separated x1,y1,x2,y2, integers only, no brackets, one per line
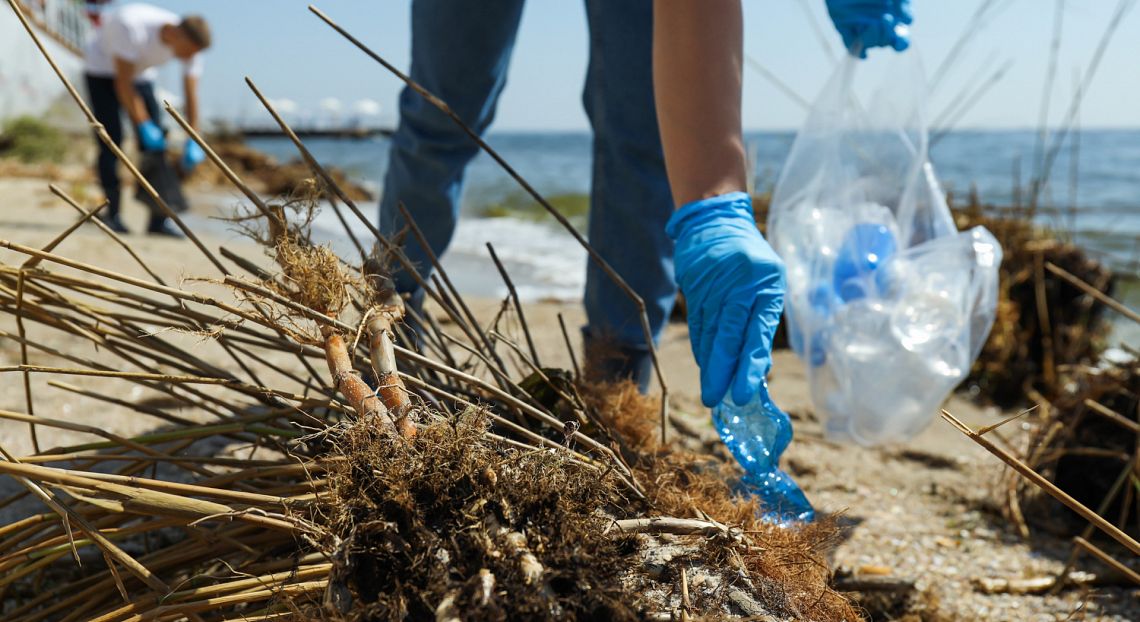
953,197,1118,407
940,288,1140,596
188,137,375,202
998,351,1140,542
0,115,67,164
752,192,1121,410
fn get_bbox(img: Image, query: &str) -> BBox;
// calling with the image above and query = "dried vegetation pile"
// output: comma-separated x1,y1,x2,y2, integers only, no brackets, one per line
951,198,1118,407
0,187,859,621
189,138,374,203
0,2,861,620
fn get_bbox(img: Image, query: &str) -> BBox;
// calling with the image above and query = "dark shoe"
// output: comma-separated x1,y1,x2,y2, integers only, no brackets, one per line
146,218,185,238
97,214,129,234
582,328,654,392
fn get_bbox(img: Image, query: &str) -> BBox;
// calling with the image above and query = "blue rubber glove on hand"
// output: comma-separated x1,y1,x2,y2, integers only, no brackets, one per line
182,139,205,171
136,120,166,151
826,0,913,58
666,192,786,408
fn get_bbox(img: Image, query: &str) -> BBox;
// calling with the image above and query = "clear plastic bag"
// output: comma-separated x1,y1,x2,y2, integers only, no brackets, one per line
768,53,1002,446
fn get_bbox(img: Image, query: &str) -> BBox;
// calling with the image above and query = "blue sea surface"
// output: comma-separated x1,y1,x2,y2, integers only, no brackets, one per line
247,129,1138,345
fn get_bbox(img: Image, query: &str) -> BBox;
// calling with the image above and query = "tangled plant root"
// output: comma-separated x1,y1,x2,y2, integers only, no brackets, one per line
322,408,643,621
309,384,861,621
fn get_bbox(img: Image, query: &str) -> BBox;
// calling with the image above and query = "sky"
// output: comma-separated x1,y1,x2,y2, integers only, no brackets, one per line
134,0,1140,131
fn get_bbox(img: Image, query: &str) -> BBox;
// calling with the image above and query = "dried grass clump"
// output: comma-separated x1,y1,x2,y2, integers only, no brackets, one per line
320,408,642,621
0,115,68,163
274,237,352,318
953,200,1116,407
586,382,859,621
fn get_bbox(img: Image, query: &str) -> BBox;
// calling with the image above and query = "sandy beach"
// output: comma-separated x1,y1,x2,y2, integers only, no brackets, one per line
0,172,1136,620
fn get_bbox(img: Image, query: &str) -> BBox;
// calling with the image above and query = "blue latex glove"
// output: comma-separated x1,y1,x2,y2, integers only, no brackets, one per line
182,139,205,171
826,0,913,58
136,120,166,151
666,192,786,408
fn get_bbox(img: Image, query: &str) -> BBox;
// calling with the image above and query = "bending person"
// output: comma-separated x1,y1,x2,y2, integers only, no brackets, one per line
83,2,210,235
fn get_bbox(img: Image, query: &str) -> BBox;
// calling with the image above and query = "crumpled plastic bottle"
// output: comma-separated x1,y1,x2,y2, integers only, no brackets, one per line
712,382,815,525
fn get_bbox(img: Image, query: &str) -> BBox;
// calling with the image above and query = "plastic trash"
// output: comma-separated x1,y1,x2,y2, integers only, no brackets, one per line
767,52,1002,447
712,383,815,525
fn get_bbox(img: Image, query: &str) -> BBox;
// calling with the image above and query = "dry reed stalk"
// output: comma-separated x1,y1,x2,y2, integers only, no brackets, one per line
929,0,1001,91
0,452,170,594
1031,0,1066,202
393,202,510,377
1035,252,1058,388
1083,398,1140,434
364,295,416,438
49,185,167,285
1073,537,1140,586
242,80,466,316
486,242,541,367
162,105,417,437
557,312,582,380
1031,0,1138,208
941,409,1140,556
13,197,106,453
1046,261,1140,325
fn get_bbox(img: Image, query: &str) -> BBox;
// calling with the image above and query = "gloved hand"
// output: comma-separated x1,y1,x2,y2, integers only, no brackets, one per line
136,119,166,151
666,192,786,408
825,0,913,58
181,138,205,171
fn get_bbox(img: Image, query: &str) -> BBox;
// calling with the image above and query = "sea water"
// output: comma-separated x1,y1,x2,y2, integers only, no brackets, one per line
248,129,1140,346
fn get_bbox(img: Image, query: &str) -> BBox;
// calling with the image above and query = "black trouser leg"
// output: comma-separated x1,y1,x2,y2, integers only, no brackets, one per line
131,81,170,229
83,75,165,222
85,74,122,218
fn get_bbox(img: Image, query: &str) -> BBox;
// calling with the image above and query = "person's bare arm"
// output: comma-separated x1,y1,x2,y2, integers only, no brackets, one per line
653,0,746,207
183,74,200,129
112,57,149,125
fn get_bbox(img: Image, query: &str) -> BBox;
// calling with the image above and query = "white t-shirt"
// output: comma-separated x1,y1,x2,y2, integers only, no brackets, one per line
83,3,204,79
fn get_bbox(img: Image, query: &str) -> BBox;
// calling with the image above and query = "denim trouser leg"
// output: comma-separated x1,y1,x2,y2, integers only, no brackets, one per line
379,0,526,295
581,0,677,356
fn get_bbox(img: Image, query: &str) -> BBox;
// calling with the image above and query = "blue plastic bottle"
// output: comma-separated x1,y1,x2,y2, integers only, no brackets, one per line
788,223,897,369
833,222,898,302
712,382,815,525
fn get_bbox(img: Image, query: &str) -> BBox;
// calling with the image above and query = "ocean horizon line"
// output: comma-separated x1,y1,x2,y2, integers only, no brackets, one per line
443,126,1140,137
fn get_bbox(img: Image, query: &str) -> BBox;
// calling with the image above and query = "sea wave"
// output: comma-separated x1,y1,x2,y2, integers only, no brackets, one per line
306,205,587,302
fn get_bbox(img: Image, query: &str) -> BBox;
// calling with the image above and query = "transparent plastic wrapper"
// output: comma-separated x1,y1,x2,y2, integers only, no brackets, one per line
768,53,1002,446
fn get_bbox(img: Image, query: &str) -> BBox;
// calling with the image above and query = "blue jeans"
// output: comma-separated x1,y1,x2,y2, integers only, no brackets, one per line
380,0,677,368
